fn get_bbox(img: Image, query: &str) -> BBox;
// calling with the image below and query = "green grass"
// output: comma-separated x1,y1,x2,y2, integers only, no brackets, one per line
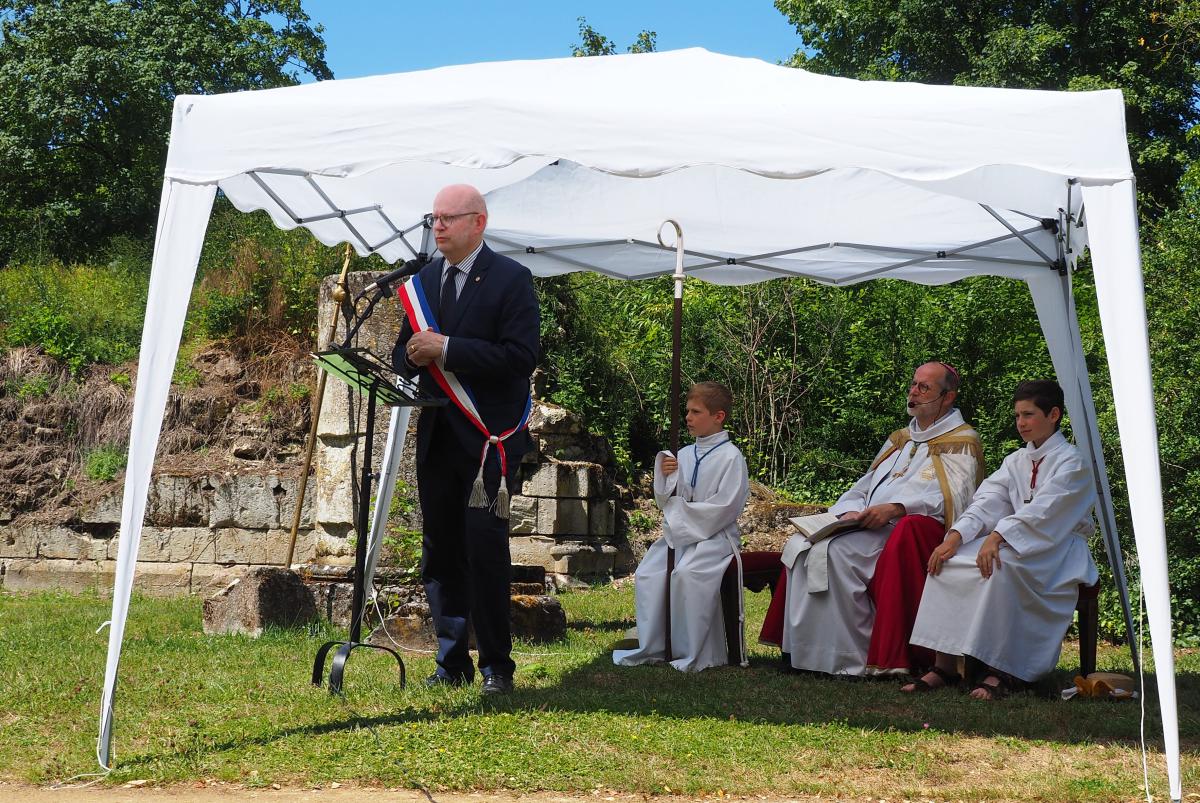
0,587,1196,800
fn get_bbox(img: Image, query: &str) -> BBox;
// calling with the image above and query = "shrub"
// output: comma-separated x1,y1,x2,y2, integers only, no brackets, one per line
84,445,128,481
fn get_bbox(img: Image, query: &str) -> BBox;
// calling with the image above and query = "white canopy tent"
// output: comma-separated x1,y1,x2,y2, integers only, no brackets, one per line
99,48,1179,800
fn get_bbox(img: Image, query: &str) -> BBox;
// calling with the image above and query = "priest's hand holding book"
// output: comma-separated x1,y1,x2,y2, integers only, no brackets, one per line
841,502,906,530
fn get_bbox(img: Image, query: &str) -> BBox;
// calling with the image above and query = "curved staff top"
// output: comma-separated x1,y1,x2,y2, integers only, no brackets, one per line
397,274,532,518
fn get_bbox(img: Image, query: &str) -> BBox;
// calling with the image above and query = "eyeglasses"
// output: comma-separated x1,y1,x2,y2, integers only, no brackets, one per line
426,211,480,227
908,380,945,394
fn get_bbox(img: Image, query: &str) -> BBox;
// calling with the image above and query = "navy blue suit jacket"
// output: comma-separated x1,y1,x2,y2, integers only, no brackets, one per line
391,243,540,465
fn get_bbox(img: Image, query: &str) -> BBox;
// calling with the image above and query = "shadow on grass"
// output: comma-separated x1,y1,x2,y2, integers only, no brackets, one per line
114,646,1200,775
518,647,1200,750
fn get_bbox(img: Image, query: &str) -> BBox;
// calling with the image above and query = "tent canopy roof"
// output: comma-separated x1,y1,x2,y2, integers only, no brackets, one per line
167,48,1129,285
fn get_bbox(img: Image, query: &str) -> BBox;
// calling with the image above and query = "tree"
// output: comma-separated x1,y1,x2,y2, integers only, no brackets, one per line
0,0,332,263
571,16,657,58
773,0,1200,209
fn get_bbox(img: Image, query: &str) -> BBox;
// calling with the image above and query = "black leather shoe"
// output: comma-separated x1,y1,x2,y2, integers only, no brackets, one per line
425,672,470,688
480,674,514,695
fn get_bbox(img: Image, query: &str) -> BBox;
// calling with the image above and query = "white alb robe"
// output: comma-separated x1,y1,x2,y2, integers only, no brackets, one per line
614,430,750,672
911,430,1099,681
780,409,981,675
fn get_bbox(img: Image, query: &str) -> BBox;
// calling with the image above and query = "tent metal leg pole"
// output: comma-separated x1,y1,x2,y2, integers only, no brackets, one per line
1060,270,1139,667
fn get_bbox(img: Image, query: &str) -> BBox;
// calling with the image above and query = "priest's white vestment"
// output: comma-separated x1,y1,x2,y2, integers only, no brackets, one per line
614,431,750,672
911,430,1099,681
780,409,982,675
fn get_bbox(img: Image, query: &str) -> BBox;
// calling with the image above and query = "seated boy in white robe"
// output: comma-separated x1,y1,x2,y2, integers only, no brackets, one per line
614,381,751,672
902,379,1099,699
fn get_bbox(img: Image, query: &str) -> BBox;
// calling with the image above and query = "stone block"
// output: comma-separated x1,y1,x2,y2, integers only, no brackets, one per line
510,594,567,643
0,525,39,559
508,495,537,534
81,492,123,525
209,474,280,529
132,561,193,597
202,567,317,636
2,558,114,594
191,563,246,597
367,592,565,649
589,499,616,537
508,536,556,571
550,540,617,577
37,526,109,560
314,441,356,529
134,527,217,563
145,475,209,527
215,528,294,565
521,462,603,499
368,614,437,652
537,497,589,536
310,581,355,627
274,476,314,530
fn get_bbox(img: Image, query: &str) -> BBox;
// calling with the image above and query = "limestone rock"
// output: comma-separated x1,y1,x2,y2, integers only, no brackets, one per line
202,567,317,637
509,594,567,643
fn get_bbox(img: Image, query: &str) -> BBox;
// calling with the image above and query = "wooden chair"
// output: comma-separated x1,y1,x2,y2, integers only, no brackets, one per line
721,551,1102,675
719,551,785,665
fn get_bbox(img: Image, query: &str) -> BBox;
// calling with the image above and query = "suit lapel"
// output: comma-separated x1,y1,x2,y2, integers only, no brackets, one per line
442,243,491,333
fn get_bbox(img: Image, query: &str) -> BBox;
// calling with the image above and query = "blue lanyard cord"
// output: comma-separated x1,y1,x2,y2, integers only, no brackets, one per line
689,437,732,489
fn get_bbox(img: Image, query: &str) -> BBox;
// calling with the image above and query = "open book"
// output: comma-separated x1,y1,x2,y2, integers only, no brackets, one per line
787,511,860,543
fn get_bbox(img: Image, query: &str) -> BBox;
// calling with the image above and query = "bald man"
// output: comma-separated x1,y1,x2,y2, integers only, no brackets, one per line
392,185,540,695
762,362,984,676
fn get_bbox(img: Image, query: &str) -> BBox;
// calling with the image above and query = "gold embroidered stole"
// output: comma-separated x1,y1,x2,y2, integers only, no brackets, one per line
868,423,985,530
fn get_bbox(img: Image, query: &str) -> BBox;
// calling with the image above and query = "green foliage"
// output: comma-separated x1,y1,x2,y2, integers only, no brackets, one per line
0,258,146,372
571,16,657,57
83,443,126,480
0,0,332,263
6,372,49,398
383,483,422,573
190,200,385,341
773,0,1200,208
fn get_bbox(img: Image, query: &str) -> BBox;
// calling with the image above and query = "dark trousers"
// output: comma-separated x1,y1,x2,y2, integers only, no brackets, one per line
417,426,517,681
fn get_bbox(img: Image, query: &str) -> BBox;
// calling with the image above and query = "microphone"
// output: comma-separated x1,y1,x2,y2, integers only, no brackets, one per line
907,390,947,409
357,255,430,298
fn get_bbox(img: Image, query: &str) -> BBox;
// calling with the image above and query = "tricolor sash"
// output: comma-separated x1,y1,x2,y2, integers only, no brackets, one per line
398,274,532,518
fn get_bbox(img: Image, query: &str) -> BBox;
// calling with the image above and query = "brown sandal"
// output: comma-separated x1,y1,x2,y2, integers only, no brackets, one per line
971,673,1023,700
901,665,961,693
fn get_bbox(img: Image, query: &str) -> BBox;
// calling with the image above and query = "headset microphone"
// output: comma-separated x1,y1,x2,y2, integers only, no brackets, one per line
907,389,948,409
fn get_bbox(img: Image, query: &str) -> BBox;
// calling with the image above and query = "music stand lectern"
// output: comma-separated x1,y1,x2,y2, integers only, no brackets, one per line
310,346,444,694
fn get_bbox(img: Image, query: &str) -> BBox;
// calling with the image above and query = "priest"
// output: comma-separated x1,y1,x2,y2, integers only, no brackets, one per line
766,362,984,676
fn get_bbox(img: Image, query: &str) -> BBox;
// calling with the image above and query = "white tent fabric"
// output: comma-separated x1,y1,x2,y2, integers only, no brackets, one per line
99,49,1178,800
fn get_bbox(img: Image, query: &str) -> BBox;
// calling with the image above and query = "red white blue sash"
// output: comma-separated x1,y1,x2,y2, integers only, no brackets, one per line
397,274,531,516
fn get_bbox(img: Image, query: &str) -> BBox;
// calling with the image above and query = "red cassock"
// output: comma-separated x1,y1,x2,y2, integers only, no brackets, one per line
758,514,945,672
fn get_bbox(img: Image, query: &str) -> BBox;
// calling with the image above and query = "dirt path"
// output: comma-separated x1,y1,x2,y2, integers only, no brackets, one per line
0,782,841,803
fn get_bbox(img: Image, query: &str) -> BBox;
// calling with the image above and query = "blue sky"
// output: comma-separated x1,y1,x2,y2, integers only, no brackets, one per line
300,1,802,79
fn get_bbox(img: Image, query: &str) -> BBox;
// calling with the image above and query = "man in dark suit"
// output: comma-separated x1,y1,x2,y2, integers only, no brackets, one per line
392,184,540,695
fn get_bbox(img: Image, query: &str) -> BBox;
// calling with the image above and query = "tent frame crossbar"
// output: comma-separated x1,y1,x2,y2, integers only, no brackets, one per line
240,170,1058,286
496,227,1049,283
245,169,426,259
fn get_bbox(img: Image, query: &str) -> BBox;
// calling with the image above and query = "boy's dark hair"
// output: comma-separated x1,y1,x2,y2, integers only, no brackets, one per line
687,381,733,420
1012,379,1065,427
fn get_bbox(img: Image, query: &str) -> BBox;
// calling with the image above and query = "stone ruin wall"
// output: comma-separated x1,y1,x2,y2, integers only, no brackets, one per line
0,272,627,596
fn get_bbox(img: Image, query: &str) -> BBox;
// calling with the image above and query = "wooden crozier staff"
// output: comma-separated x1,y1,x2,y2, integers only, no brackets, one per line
284,244,354,566
657,219,686,662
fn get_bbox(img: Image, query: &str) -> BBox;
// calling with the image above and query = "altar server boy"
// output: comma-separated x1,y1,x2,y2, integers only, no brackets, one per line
614,382,750,672
904,379,1099,698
